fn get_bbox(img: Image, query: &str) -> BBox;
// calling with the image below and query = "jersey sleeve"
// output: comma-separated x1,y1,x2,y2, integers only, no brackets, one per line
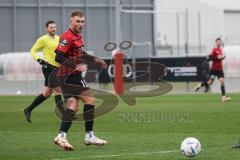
55,35,72,54
30,37,44,61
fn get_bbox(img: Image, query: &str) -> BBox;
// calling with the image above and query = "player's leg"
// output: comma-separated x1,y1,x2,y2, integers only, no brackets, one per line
207,77,214,85
54,72,84,150
24,66,54,122
53,87,65,114
205,79,210,92
219,77,226,95
54,96,78,151
49,67,65,115
203,75,210,92
218,75,231,101
204,82,210,92
80,89,107,146
194,82,203,92
194,74,214,92
23,86,52,122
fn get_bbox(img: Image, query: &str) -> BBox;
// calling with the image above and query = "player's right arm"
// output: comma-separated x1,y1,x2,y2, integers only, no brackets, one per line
207,48,217,61
30,37,47,65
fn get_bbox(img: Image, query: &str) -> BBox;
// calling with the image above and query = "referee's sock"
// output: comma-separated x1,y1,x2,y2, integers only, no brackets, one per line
83,104,95,133
221,85,226,96
55,95,65,114
26,93,48,112
59,108,75,133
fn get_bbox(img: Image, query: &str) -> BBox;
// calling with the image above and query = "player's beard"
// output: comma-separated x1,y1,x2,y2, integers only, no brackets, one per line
74,27,82,33
49,31,55,37
79,28,82,33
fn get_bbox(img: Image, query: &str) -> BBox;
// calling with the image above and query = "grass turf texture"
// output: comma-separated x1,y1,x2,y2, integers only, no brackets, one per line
0,94,240,160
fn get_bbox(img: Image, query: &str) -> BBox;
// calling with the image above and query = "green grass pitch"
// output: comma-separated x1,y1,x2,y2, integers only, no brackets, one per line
0,94,240,160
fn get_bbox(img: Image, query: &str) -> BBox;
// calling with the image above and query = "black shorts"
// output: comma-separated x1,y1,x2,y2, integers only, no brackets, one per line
42,64,59,88
209,70,224,79
58,72,90,100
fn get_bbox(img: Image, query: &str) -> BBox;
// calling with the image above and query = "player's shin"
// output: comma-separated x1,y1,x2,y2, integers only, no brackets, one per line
83,104,106,145
26,93,48,112
55,95,65,114
59,108,76,133
83,104,95,134
221,85,225,96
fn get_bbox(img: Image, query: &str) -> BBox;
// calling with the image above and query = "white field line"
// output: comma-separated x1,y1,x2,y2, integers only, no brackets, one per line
51,146,230,160
51,150,178,160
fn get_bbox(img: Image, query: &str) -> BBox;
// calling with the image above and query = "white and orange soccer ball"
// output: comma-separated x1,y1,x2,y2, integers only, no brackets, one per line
181,137,201,157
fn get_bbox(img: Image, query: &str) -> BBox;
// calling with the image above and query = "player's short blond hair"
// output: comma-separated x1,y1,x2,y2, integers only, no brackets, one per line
71,11,84,18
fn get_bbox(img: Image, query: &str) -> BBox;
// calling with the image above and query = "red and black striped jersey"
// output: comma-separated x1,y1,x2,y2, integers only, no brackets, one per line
210,47,223,71
55,29,84,76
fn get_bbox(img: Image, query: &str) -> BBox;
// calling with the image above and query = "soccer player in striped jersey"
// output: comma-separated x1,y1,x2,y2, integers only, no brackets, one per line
53,11,107,151
23,21,64,123
194,38,231,102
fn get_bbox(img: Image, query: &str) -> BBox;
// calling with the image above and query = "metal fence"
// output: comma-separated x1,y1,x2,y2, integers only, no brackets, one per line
0,0,154,58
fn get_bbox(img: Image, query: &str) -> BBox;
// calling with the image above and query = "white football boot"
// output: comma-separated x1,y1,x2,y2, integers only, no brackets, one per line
85,131,107,146
222,95,231,102
54,132,74,151
194,83,202,92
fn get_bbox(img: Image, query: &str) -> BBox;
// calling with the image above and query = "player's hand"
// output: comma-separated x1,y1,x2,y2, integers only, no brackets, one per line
217,55,225,60
37,58,47,65
75,64,87,72
98,59,108,69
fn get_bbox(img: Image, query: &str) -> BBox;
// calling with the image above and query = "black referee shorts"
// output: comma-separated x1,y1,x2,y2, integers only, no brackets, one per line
209,70,224,79
42,64,58,88
58,72,90,100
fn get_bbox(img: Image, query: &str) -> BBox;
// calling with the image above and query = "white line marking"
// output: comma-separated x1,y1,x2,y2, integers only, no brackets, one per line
51,146,231,160
51,150,178,160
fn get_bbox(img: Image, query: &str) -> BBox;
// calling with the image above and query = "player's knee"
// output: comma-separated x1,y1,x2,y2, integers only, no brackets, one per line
70,106,79,112
43,87,53,97
85,97,96,105
67,98,79,112
219,78,224,84
208,79,213,85
220,80,224,85
70,103,79,112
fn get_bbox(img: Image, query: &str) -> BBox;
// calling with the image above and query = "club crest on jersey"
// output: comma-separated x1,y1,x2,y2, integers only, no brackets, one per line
60,39,68,47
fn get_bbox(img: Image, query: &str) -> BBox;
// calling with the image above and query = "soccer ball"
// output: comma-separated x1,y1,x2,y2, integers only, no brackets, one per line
181,137,201,157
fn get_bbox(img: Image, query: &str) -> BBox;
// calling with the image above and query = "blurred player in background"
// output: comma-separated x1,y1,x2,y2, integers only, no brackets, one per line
23,21,64,123
53,11,107,151
194,38,231,102
195,58,210,92
201,59,210,92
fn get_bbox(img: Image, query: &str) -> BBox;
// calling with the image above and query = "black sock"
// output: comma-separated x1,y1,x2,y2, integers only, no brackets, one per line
59,108,75,133
55,95,64,114
26,94,47,112
221,85,226,96
205,83,209,92
206,83,209,89
83,104,95,132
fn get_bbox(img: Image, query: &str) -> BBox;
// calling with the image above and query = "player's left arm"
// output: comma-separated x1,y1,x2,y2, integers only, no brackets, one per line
81,48,108,69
